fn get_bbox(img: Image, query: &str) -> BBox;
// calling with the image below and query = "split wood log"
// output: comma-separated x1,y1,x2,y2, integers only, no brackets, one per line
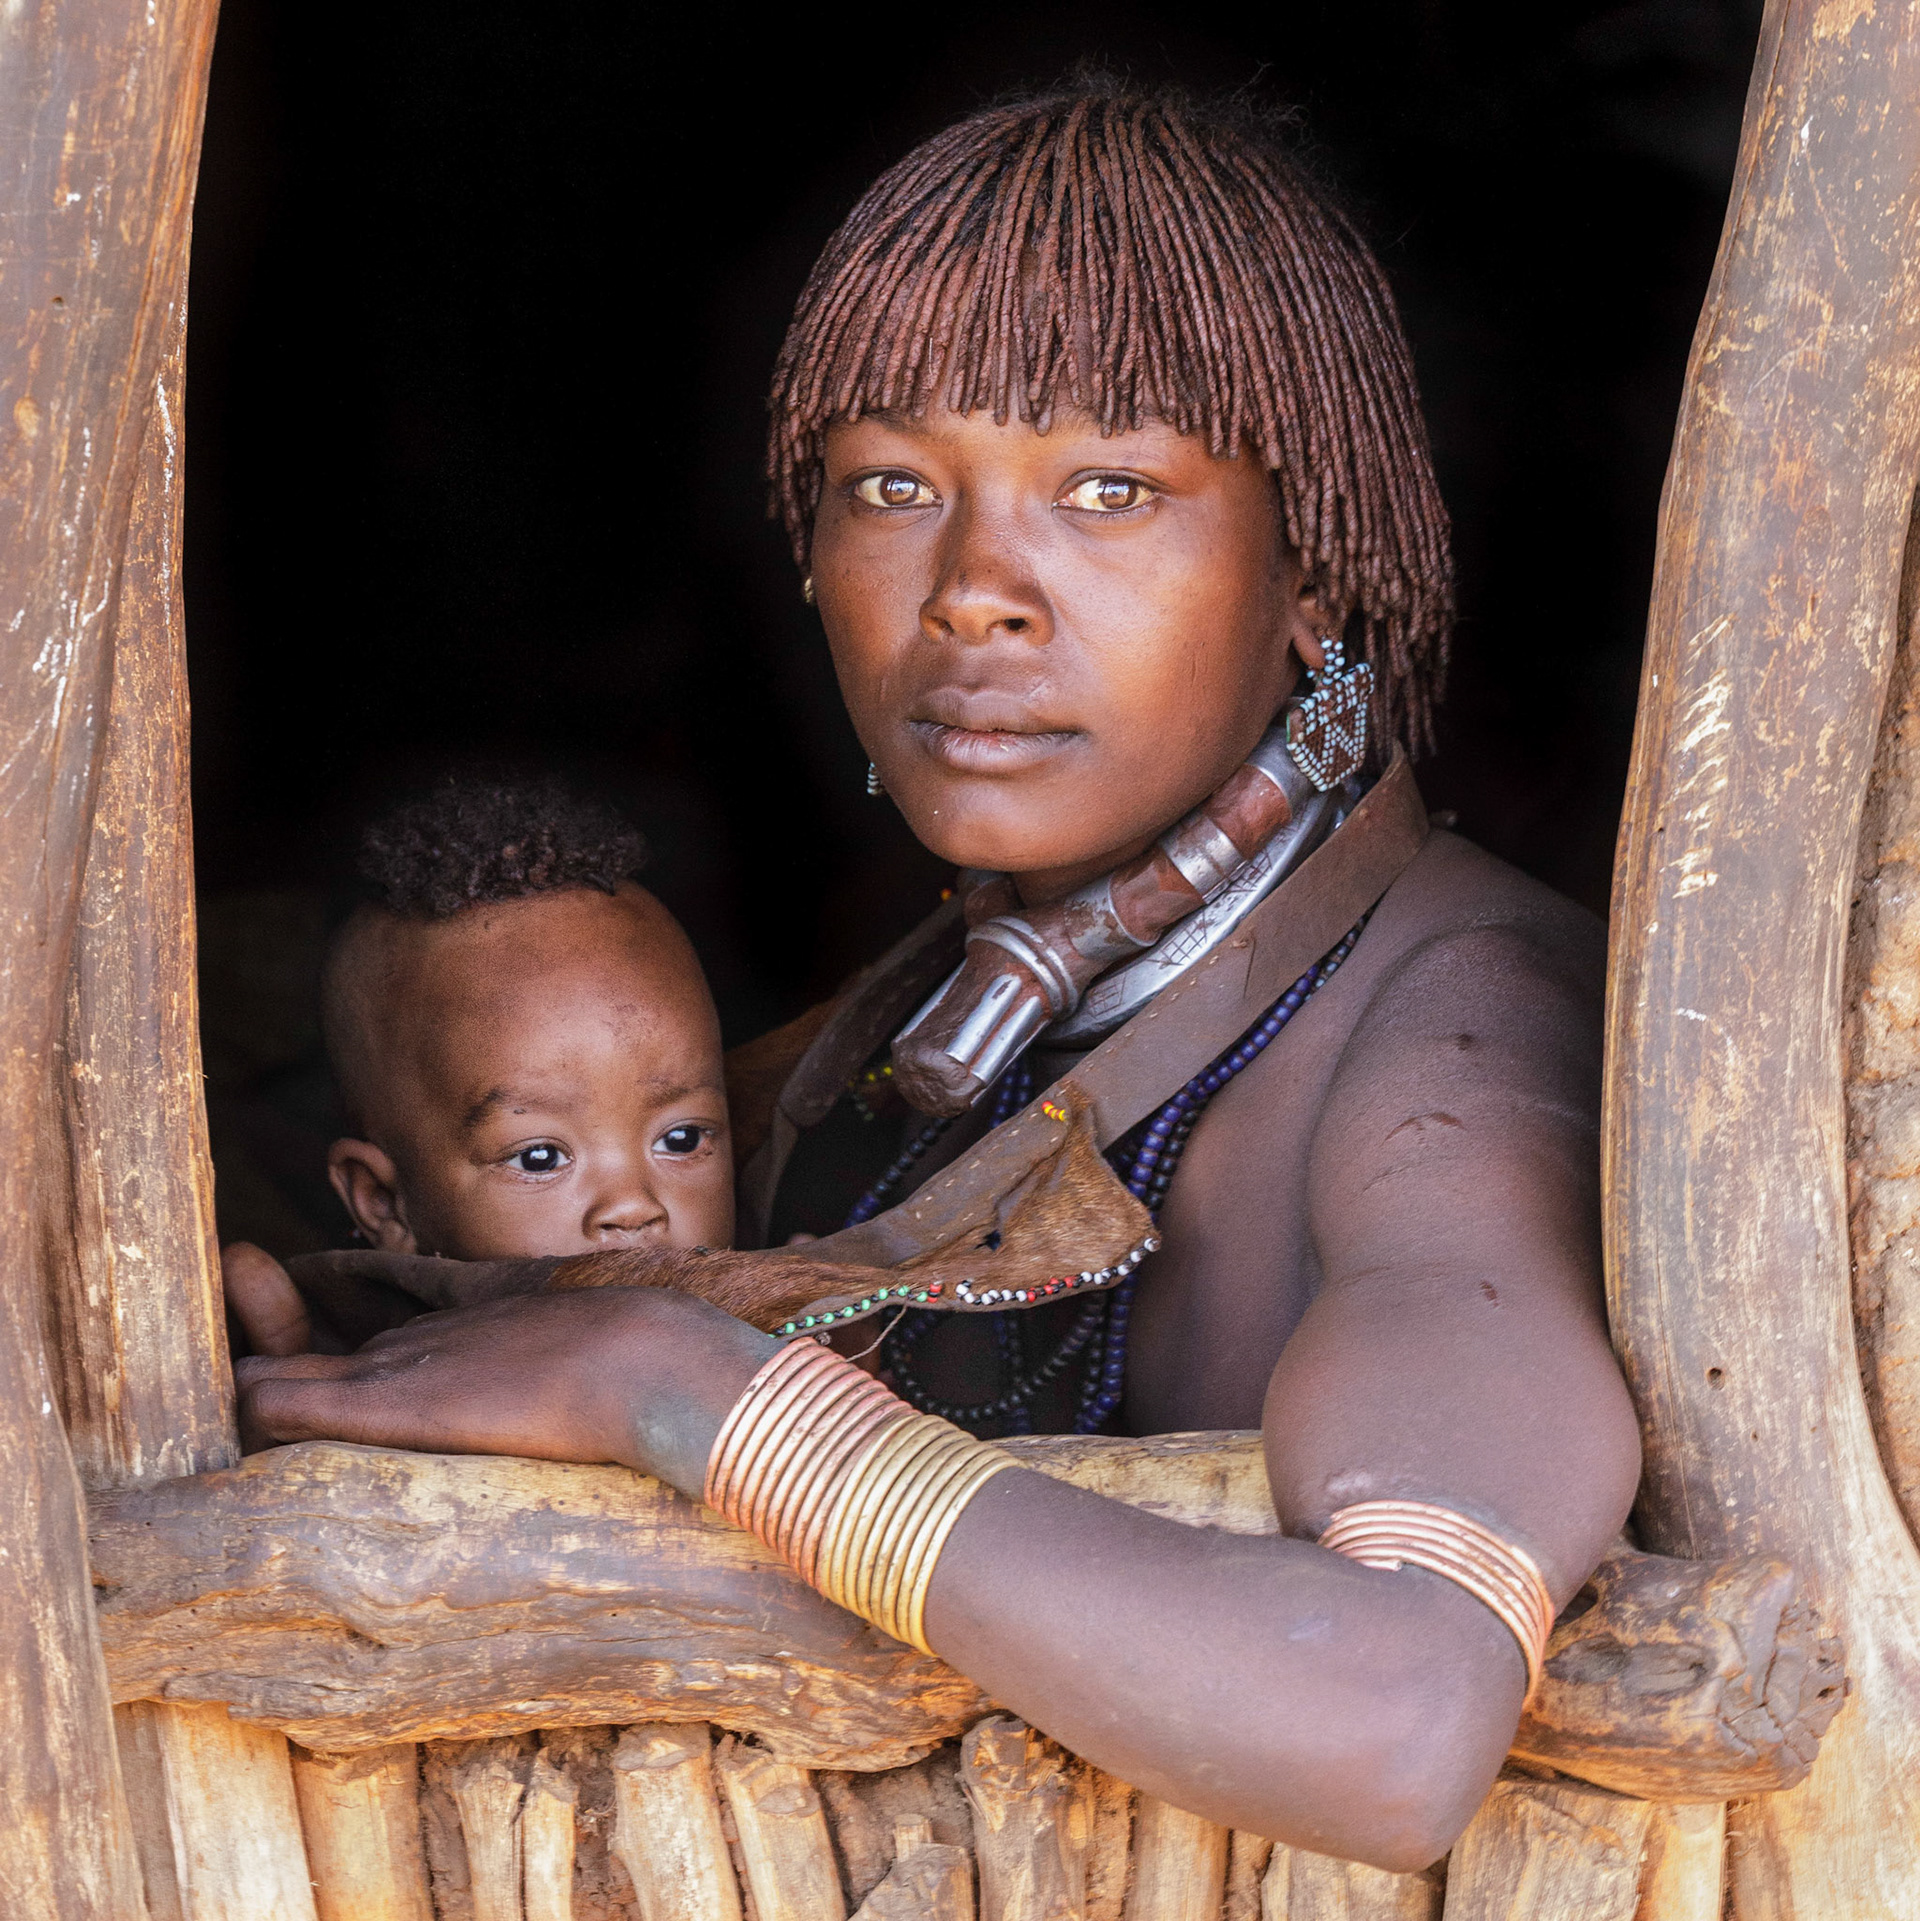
845,1817,973,1921
1262,1845,1441,1920
1123,1795,1227,1921
1441,1779,1653,1921
89,1434,1840,1795
0,0,225,1912
520,1754,577,1921
449,1744,529,1921
960,1717,1093,1921
1632,1803,1725,1921
114,1700,319,1921
1224,1831,1274,1921
1086,1773,1136,1921
814,1751,972,1907
290,1744,435,1921
609,1724,742,1921
1603,0,1920,1909
1509,1542,1841,1797
714,1738,847,1921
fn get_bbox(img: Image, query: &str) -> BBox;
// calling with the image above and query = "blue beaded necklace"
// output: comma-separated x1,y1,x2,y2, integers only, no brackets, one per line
857,917,1368,1434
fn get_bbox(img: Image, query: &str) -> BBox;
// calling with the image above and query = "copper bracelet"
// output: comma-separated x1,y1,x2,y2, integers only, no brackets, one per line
703,1340,1015,1655
1319,1499,1555,1699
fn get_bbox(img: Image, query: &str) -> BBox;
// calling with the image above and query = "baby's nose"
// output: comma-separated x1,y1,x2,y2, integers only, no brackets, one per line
585,1183,667,1241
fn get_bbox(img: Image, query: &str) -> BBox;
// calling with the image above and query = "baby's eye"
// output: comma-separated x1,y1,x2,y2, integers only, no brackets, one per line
507,1142,569,1176
655,1124,710,1158
1059,473,1155,513
852,470,938,510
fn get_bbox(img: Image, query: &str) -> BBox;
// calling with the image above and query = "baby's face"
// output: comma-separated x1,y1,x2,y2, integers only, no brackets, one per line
333,885,733,1259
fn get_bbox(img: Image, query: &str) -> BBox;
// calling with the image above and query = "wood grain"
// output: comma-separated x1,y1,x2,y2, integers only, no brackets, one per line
846,1817,973,1921
37,255,317,1921
520,1754,577,1921
1264,1845,1441,1920
0,0,224,1910
290,1745,435,1921
1440,1779,1652,1921
1847,511,1920,1536
961,1717,1093,1921
91,1434,1838,1793
449,1745,528,1921
609,1724,742,1921
1602,0,1920,1910
1123,1795,1227,1921
1632,1803,1725,1921
114,1701,318,1921
1508,1542,1841,1797
715,1739,848,1921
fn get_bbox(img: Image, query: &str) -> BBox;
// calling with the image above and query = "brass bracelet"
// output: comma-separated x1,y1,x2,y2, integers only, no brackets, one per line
1319,1499,1555,1699
703,1341,1015,1655
817,1412,1014,1654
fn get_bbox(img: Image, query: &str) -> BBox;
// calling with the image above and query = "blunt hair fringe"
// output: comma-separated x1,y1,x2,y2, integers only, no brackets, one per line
768,82,1453,753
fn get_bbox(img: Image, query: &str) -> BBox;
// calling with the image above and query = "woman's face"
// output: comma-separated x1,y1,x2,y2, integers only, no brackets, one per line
811,406,1324,901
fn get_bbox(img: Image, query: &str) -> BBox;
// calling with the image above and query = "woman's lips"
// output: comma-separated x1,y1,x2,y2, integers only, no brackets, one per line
907,717,1079,774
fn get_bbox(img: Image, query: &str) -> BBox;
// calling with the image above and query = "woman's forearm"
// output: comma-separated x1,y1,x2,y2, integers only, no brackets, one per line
921,1467,1524,1869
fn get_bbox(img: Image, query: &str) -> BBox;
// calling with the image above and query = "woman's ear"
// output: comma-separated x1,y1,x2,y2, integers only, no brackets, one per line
327,1139,418,1253
1290,581,1332,676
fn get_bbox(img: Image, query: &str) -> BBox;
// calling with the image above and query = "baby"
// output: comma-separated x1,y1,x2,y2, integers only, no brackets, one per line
223,779,733,1354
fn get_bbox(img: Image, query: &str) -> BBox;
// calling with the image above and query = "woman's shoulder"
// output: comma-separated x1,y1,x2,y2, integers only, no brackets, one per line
1314,827,1607,1145
1358,827,1607,1019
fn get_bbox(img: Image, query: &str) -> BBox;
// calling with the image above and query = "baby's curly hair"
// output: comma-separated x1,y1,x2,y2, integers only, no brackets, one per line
356,778,650,920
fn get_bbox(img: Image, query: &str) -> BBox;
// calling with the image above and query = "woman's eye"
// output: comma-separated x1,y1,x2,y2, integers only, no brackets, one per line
508,1143,569,1175
656,1124,709,1158
1061,474,1154,513
852,471,937,509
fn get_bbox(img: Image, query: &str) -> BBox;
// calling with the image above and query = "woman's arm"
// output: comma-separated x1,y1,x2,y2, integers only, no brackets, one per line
913,920,1640,1863
236,924,1638,1870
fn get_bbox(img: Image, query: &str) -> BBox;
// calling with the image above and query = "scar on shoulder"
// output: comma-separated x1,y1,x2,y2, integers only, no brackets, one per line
1383,1110,1464,1142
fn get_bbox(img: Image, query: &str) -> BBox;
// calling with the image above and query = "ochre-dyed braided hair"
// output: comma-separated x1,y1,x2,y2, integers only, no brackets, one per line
769,82,1453,754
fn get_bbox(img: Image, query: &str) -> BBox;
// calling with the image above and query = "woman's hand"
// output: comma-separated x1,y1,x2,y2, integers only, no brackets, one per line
235,1285,778,1496
222,1242,568,1358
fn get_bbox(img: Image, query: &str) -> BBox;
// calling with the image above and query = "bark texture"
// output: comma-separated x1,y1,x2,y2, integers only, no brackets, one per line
92,1434,1838,1796
0,0,222,1911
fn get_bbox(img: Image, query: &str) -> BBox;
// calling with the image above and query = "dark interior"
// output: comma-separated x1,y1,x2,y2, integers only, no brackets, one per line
184,1,1761,1251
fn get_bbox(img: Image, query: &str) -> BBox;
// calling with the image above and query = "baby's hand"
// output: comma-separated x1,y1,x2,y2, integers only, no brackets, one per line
222,1242,322,1357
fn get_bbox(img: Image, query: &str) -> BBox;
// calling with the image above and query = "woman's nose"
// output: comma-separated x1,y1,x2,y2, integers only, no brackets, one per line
919,503,1052,647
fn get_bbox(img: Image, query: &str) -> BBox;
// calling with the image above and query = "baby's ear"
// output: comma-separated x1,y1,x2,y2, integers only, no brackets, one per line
327,1139,418,1253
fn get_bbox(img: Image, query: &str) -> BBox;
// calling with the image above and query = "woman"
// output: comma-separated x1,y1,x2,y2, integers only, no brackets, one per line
236,85,1639,1869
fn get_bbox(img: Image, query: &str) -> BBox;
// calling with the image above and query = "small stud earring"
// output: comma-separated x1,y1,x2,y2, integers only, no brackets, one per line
801,575,815,606
866,762,885,797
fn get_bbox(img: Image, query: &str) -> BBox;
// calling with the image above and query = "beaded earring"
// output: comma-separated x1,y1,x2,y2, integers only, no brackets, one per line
802,575,816,605
866,762,886,797
1285,632,1374,790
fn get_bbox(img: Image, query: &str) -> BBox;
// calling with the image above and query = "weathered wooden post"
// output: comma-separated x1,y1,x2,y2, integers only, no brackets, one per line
1606,0,1920,1911
1,1,317,1915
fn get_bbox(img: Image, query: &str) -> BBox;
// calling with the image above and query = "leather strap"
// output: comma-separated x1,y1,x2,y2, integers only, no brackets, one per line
750,754,1429,1263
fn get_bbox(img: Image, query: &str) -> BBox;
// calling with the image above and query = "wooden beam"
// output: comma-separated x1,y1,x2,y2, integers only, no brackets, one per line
1604,0,1920,1908
0,0,223,1911
89,1436,1840,1794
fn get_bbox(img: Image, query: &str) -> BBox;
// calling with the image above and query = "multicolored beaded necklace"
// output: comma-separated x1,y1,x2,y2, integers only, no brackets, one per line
855,916,1369,1436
